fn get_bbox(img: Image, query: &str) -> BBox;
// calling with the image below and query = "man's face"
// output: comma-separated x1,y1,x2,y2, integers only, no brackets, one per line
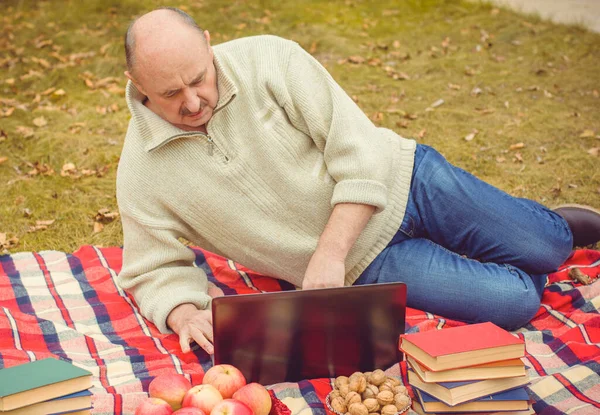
130,31,219,131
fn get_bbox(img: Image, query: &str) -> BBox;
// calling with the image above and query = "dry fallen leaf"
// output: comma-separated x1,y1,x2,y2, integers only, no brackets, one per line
61,162,77,177
16,126,34,138
95,208,119,224
29,162,55,176
36,219,55,226
1,107,15,117
93,221,104,233
448,83,461,90
0,156,7,164
510,142,525,150
496,156,506,163
33,116,48,127
23,208,32,218
430,99,445,108
348,55,365,64
418,129,427,139
580,130,595,138
396,120,409,128
370,112,384,122
41,87,56,95
0,233,19,251
27,225,48,233
391,71,410,80
465,129,479,141
588,147,599,157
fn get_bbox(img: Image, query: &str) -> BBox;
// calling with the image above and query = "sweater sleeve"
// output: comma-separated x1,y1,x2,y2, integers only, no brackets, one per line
116,210,212,333
280,42,394,213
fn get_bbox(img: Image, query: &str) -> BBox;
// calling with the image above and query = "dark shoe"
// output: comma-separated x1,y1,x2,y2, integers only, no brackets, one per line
554,204,600,248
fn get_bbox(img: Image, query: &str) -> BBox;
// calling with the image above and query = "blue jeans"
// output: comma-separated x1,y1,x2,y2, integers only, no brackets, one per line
354,144,573,330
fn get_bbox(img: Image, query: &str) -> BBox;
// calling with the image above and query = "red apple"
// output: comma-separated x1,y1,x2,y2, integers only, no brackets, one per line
149,373,192,410
202,364,246,398
182,384,223,414
135,397,174,415
173,408,206,415
210,399,254,415
232,383,272,415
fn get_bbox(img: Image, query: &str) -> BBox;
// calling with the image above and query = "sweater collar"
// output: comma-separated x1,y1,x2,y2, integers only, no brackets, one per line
126,52,238,152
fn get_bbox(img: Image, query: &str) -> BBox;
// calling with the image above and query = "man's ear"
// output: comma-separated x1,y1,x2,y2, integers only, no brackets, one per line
204,30,213,58
124,70,147,95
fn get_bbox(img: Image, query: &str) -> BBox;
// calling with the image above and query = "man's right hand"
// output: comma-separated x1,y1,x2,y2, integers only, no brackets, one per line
167,283,224,355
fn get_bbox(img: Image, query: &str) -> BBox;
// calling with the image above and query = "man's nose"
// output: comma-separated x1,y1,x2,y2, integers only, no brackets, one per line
183,88,200,113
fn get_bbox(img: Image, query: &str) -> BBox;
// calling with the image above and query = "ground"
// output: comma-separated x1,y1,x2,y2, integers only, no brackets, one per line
0,0,599,254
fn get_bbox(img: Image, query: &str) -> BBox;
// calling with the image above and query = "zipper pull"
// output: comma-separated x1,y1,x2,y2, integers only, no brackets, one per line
207,135,214,156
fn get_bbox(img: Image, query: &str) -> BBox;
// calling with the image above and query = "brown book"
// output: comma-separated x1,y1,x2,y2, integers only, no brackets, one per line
2,390,91,415
407,355,527,382
414,387,530,413
399,322,524,371
408,370,530,406
0,358,92,411
412,399,534,415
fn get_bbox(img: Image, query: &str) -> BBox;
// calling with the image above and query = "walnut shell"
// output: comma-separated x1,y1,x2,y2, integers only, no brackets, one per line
393,385,407,396
362,384,379,400
368,369,386,386
329,390,341,400
378,380,394,393
394,394,410,410
331,396,347,413
335,376,350,390
362,398,380,413
381,404,398,415
376,390,394,406
345,391,361,406
387,377,402,387
348,373,367,393
368,413,379,415
338,383,350,398
364,371,372,379
348,402,368,415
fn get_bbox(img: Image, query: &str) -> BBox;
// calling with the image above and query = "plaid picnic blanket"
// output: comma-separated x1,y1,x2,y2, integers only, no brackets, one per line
0,246,598,415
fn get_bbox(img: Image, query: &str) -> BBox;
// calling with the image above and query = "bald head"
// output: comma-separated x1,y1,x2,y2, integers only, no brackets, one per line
125,7,207,76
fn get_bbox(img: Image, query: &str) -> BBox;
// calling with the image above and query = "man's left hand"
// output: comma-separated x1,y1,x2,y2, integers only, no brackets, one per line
302,250,346,289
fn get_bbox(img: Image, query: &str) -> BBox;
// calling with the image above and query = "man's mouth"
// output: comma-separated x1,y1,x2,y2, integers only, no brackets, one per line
187,107,204,119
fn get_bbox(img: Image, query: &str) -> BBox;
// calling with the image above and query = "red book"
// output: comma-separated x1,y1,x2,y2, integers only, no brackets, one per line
399,322,525,371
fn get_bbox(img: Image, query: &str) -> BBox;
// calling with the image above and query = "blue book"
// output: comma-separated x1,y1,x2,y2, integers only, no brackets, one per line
416,387,530,413
408,369,530,406
4,389,92,415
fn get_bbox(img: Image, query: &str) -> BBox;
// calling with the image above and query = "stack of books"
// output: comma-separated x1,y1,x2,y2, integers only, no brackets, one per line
0,358,93,415
399,322,533,415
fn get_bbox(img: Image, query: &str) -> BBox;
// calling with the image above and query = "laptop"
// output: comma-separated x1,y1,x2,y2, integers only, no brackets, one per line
212,282,407,385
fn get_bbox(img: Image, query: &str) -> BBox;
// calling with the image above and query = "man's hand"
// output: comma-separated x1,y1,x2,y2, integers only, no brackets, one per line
167,283,224,354
302,250,345,289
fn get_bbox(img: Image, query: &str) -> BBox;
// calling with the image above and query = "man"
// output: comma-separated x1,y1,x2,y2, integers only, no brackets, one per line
117,8,600,356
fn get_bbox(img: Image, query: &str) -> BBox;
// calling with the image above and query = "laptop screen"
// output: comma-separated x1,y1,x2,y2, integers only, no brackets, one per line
212,282,407,384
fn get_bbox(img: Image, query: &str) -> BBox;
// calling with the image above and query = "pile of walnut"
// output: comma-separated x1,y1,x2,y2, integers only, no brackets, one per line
328,369,411,415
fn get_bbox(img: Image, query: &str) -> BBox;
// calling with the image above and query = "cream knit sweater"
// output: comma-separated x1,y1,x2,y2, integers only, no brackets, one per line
116,35,416,333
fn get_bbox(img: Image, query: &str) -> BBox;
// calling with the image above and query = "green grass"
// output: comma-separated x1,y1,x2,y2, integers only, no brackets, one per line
1,0,599,253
